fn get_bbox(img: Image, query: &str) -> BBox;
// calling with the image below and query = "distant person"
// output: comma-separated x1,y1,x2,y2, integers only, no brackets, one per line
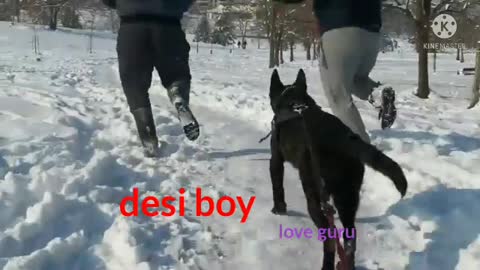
242,40,247,49
101,0,200,157
274,0,396,143
237,41,241,48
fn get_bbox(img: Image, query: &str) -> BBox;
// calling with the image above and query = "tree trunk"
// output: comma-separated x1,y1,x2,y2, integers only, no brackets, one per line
456,48,460,61
269,41,276,68
460,47,465,63
415,0,431,99
49,7,59,30
275,21,284,66
274,39,280,66
280,42,284,64
88,18,95,53
290,41,294,62
269,37,275,68
268,5,276,68
306,42,311,60
416,30,430,98
241,21,248,45
468,44,480,109
10,0,20,23
15,0,20,21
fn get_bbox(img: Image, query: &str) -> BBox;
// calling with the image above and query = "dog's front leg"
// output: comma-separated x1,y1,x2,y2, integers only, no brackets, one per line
270,138,286,215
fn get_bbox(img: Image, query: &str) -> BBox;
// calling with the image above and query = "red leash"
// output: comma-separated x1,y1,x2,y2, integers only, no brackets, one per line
323,204,350,270
294,107,351,269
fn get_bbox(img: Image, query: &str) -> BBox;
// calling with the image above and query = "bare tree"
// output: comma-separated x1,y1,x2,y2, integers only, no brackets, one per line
61,1,82,29
383,0,472,99
285,30,296,62
255,0,295,67
79,4,103,53
416,0,432,99
0,3,9,21
255,0,277,68
256,0,317,67
32,26,40,55
269,3,276,68
278,0,317,61
468,41,480,108
273,6,287,66
231,5,254,44
10,0,20,22
23,0,73,30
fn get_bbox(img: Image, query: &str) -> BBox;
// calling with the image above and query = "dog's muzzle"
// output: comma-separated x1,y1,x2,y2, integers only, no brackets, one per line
292,103,309,114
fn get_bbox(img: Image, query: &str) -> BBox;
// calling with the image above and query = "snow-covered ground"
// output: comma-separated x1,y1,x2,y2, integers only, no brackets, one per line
1,22,479,270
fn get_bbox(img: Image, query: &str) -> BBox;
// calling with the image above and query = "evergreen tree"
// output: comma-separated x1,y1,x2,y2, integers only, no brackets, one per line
194,15,211,43
61,6,82,29
211,12,236,46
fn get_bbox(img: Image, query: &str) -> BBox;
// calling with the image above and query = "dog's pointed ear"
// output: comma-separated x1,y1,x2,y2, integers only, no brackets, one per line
270,69,284,95
294,69,307,91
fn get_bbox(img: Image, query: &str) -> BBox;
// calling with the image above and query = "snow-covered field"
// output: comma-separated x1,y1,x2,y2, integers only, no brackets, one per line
1,22,479,270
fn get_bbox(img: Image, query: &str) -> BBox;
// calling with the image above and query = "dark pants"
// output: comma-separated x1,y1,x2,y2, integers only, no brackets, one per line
116,21,191,112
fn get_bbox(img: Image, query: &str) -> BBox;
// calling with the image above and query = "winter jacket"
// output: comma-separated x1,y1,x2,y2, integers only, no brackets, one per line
101,0,194,21
274,0,382,35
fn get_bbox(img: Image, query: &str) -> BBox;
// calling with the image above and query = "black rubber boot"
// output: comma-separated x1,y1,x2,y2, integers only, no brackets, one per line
131,107,159,157
167,81,200,141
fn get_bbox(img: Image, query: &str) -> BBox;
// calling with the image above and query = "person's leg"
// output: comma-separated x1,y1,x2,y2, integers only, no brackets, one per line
152,23,192,105
352,30,397,130
151,23,200,141
117,23,154,111
117,23,159,156
352,30,381,101
319,27,371,143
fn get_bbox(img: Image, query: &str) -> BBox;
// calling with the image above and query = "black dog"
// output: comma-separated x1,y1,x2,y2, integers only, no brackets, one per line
268,69,408,270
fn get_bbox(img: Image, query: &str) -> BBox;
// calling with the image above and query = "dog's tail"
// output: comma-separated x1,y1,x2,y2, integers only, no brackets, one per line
353,140,408,197
317,134,408,198
302,108,408,197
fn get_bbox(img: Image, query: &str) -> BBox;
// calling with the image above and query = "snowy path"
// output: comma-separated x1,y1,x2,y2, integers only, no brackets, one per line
1,23,480,270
